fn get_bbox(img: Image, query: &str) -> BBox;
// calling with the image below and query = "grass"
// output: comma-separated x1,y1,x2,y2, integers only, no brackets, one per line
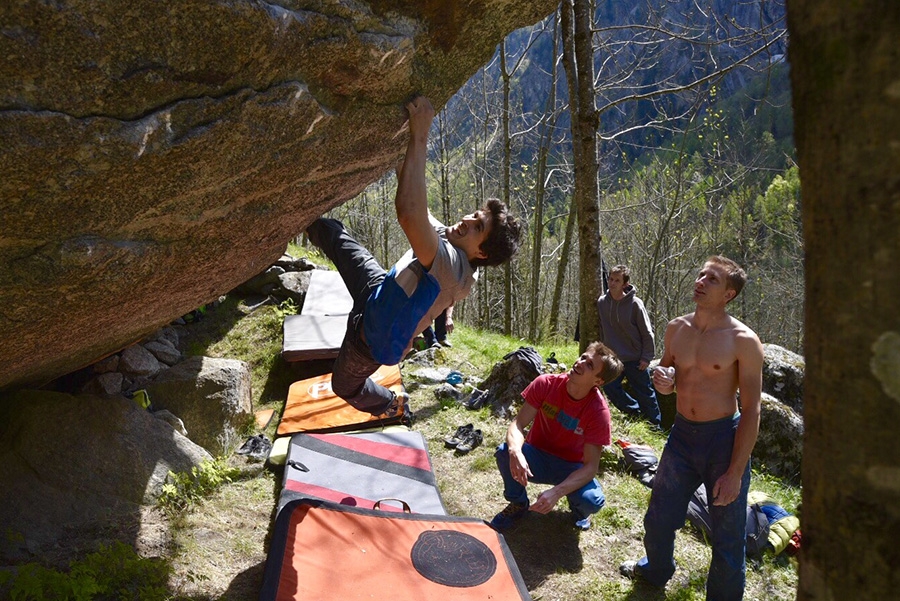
3,289,799,600
186,304,799,600
381,326,799,601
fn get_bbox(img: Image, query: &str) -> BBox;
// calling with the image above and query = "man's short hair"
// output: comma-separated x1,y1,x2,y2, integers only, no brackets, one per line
585,341,624,384
610,264,631,284
471,198,522,268
706,255,747,300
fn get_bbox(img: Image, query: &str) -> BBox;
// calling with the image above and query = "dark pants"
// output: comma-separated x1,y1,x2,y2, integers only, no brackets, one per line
305,218,395,414
602,361,662,426
637,413,750,600
422,310,448,346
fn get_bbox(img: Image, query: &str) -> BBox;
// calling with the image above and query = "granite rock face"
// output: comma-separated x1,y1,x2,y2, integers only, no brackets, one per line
0,0,558,390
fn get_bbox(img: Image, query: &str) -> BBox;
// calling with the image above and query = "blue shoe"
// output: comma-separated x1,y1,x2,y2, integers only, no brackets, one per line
489,502,529,531
574,513,592,531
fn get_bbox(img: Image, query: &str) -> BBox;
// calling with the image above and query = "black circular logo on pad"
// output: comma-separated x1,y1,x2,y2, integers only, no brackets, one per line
410,530,498,587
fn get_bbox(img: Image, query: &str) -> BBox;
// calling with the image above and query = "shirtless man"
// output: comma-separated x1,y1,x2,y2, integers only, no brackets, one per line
619,255,764,601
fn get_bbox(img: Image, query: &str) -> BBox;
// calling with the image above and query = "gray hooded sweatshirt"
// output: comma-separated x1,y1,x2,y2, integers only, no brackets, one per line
596,284,655,364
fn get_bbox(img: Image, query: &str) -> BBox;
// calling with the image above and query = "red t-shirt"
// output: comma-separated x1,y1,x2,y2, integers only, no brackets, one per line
523,373,611,463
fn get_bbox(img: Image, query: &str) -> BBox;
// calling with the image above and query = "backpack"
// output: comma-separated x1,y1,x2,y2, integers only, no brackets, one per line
364,261,440,365
745,503,771,556
686,484,772,557
615,439,659,488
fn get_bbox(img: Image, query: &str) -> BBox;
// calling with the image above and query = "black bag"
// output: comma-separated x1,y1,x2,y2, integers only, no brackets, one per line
745,503,771,557
686,484,771,556
616,441,659,488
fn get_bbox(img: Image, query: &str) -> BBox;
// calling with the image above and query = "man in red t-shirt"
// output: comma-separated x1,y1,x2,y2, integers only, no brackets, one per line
489,341,623,531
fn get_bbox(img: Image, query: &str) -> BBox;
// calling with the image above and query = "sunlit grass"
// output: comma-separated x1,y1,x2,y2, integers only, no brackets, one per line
160,296,799,600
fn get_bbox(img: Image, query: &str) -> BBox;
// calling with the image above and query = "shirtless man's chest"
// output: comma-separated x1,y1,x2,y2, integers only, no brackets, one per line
670,316,741,421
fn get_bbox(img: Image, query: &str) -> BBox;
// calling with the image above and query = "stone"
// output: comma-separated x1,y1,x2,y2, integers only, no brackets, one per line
278,271,312,304
0,0,560,391
143,339,182,366
762,344,805,415
152,326,180,349
119,344,162,379
754,393,804,483
82,371,125,396
409,366,455,385
274,254,317,272
479,348,545,419
0,389,211,562
433,382,466,404
233,265,286,296
144,356,253,456
153,409,189,437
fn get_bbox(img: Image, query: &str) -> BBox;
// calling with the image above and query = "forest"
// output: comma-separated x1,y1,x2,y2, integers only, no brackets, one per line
321,0,801,353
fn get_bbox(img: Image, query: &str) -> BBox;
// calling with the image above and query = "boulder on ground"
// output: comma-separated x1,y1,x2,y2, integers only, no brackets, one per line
479,347,545,419
754,393,804,482
278,271,313,305
144,339,182,366
145,356,253,456
82,371,125,396
0,389,211,562
119,344,163,379
762,344,805,415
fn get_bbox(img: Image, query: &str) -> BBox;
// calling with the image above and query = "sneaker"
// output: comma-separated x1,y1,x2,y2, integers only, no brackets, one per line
455,428,483,454
619,560,639,579
573,513,592,531
489,501,529,531
437,338,452,348
444,423,474,448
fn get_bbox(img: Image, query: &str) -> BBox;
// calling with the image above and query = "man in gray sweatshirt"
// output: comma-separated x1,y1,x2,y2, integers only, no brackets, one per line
596,265,662,428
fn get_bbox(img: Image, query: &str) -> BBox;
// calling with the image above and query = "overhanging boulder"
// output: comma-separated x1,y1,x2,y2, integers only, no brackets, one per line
0,0,559,390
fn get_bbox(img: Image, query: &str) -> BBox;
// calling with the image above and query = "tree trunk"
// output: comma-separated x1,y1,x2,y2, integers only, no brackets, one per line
549,206,578,340
437,111,452,225
561,0,602,352
788,1,900,599
500,40,513,335
477,65,491,328
529,15,561,342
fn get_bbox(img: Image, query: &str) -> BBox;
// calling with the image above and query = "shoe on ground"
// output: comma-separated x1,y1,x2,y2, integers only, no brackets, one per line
573,513,592,531
465,388,489,410
455,428,483,454
619,560,639,579
620,560,664,588
489,501,529,531
437,338,452,348
444,423,474,448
